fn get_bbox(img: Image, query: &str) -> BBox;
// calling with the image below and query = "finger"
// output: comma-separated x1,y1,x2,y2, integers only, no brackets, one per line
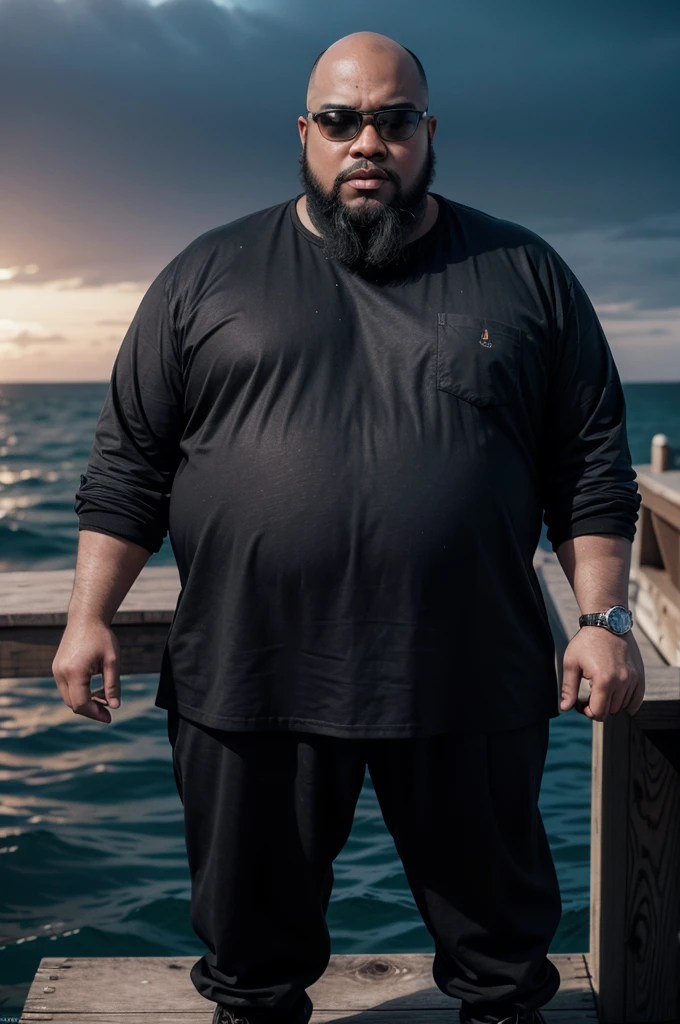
608,679,630,715
615,672,643,716
102,649,121,709
571,676,591,716
627,679,646,717
68,676,111,723
586,678,613,722
53,671,73,711
560,659,582,711
616,677,638,713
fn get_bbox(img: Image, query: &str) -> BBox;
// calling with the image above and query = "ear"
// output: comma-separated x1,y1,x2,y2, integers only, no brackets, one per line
298,115,309,147
427,116,437,142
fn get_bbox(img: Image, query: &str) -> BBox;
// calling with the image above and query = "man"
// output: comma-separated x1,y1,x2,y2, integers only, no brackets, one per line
55,30,644,1024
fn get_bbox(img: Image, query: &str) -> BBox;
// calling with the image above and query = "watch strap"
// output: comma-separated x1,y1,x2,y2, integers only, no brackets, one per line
579,612,608,628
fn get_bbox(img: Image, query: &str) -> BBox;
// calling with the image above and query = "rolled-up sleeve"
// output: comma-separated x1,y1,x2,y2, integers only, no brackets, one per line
541,265,641,552
74,261,184,555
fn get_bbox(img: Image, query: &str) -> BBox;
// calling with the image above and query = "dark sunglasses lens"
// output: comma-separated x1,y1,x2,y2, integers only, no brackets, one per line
375,110,420,140
317,112,362,139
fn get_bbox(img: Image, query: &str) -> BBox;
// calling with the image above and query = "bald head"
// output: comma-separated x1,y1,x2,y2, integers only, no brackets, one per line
307,32,428,111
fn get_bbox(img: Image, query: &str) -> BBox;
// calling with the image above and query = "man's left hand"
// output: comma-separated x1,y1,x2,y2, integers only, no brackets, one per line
560,627,645,721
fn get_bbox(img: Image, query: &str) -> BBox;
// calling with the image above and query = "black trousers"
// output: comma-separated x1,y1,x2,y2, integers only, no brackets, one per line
167,710,562,1019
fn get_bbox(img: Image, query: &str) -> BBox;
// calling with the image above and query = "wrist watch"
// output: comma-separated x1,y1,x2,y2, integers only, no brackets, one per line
578,605,633,636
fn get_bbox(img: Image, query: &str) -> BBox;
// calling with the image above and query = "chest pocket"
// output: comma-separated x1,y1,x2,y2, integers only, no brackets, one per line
436,313,521,408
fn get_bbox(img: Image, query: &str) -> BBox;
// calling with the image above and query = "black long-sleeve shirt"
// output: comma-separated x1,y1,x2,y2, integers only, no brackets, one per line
74,192,641,736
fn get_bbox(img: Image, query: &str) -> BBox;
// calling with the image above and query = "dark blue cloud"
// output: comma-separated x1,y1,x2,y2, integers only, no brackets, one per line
0,0,678,310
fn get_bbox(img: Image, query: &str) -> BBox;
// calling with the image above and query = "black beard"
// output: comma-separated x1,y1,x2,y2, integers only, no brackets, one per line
298,140,436,271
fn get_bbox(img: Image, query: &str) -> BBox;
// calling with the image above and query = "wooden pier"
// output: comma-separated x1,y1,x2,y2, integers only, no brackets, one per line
19,953,595,1023
3,459,680,1024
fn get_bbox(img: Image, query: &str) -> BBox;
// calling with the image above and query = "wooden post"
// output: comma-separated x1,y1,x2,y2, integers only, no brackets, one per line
650,433,669,473
589,712,631,1023
589,711,680,1023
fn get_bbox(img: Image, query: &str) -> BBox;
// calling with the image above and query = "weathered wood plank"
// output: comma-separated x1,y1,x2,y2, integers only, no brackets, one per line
18,1013,599,1023
588,713,631,1024
0,566,181,627
0,623,171,678
634,465,680,508
624,724,680,1022
21,953,594,1020
631,564,680,667
589,715,680,1023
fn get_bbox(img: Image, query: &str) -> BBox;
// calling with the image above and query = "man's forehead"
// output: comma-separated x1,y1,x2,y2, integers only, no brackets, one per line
308,51,424,107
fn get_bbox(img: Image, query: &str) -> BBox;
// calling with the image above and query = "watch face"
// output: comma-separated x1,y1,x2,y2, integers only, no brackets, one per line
607,606,632,634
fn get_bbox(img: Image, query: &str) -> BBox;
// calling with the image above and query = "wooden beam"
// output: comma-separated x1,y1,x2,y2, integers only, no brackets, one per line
631,565,680,668
625,723,680,1021
588,712,631,1024
21,952,596,1021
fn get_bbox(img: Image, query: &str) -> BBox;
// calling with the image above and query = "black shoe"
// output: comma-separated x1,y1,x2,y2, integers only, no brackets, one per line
459,1007,547,1024
213,1009,250,1024
213,993,313,1024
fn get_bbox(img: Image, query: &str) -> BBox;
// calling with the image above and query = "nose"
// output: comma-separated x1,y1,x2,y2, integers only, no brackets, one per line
348,121,388,160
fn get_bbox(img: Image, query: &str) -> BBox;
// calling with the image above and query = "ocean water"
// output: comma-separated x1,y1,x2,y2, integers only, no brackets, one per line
1,380,678,1014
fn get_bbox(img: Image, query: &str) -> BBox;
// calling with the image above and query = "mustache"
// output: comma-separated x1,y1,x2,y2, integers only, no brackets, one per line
336,163,400,188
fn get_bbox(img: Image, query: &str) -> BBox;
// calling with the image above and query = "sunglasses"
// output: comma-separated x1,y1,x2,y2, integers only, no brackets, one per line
308,107,428,143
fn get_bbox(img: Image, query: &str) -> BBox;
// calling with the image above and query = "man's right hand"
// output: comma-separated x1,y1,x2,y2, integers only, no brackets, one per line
52,618,121,723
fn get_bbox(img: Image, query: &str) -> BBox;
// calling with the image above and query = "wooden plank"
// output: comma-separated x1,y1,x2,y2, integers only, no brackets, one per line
0,566,181,627
638,482,680,537
624,725,680,1022
18,1013,598,1023
589,715,680,1024
589,712,631,1024
649,512,680,589
0,551,552,627
0,623,171,679
631,565,680,667
634,465,680,509
21,953,595,1020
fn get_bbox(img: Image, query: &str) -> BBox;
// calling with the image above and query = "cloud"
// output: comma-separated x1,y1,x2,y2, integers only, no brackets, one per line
539,224,680,310
610,215,680,241
0,322,67,360
8,330,67,349
0,318,59,340
0,264,40,281
0,0,678,319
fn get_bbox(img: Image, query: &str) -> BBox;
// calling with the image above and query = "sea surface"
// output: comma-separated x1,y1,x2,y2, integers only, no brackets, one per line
1,380,678,1014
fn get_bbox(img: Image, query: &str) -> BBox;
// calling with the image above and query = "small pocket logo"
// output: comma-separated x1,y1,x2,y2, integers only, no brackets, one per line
479,328,492,348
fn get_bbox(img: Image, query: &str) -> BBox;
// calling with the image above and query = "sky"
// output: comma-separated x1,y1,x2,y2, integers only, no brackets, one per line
0,0,678,382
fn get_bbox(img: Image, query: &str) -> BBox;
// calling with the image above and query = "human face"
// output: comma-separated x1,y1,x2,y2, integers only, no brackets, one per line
297,54,437,267
298,56,436,213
